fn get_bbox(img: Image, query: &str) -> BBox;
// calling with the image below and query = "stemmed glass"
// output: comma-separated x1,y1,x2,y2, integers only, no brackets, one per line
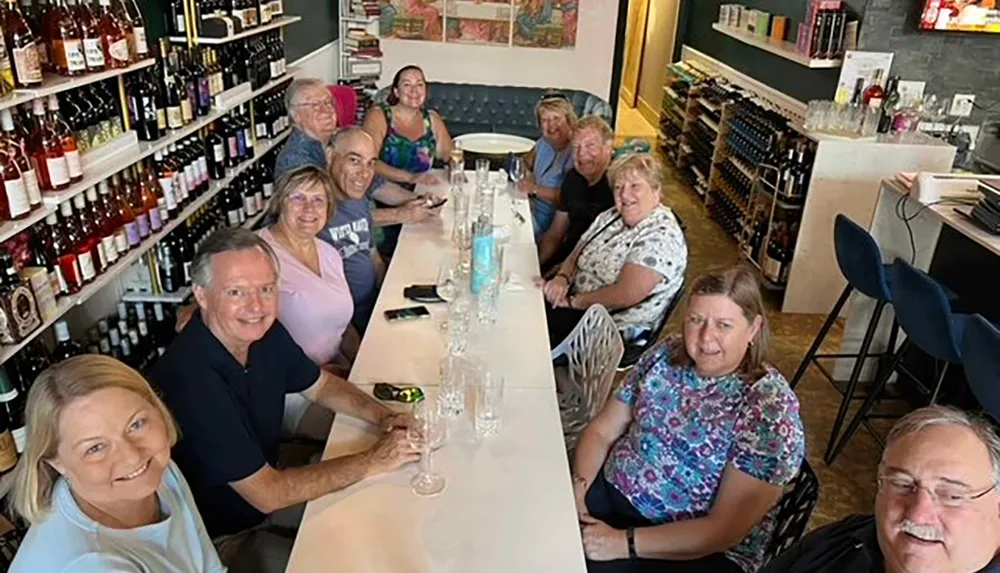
407,399,446,496
436,259,457,302
475,158,490,188
509,155,525,190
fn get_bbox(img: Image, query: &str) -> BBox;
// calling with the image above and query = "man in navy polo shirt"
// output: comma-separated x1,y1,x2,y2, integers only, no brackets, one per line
151,228,418,573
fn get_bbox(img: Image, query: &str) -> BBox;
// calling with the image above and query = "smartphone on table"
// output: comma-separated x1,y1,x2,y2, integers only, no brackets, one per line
384,305,432,323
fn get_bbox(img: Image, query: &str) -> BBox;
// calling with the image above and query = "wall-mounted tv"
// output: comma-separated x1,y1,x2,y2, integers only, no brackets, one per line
920,0,1000,32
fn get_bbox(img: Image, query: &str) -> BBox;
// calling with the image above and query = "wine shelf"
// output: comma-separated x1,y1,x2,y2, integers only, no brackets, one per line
242,200,273,230
0,130,291,367
342,14,379,23
0,59,156,113
122,287,193,305
711,23,843,69
168,15,303,45
698,114,720,133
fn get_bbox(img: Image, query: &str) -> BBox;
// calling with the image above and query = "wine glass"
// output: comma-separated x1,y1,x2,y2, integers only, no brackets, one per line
436,259,457,302
407,400,446,496
509,155,525,189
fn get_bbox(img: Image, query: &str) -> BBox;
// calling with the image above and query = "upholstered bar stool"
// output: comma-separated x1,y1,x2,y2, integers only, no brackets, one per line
789,215,902,462
961,315,1000,422
827,258,973,464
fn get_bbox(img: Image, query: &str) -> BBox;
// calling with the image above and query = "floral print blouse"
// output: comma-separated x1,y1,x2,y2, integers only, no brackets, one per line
604,339,805,572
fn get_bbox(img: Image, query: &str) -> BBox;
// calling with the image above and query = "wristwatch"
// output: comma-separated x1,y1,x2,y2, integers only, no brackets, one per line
626,527,637,559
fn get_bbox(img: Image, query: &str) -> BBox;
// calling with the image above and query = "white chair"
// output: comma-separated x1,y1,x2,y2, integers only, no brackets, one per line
551,304,624,452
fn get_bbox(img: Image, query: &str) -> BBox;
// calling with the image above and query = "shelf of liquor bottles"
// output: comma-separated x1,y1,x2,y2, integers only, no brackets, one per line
0,59,156,113
0,129,290,367
168,15,302,45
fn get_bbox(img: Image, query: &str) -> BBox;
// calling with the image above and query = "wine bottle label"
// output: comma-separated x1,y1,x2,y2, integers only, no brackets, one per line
157,109,166,131
213,144,225,163
95,240,107,270
197,156,208,184
114,230,129,254
236,131,246,157
199,78,211,110
227,209,240,226
11,283,41,338
133,27,148,57
59,254,82,290
4,177,30,217
78,252,96,281
137,213,150,237
160,204,169,222
762,255,781,282
175,173,188,201
167,106,183,130
102,236,118,263
254,191,264,213
184,163,196,191
175,14,186,33
256,122,267,139
58,39,87,72
149,207,163,231
22,169,40,205
244,196,256,216
0,306,16,344
12,44,42,84
269,61,279,79
228,137,238,159
65,149,83,178
263,182,274,198
46,156,70,187
125,222,140,247
0,431,16,472
181,260,191,284
180,99,193,124
12,426,25,454
83,38,105,69
52,264,68,295
108,38,129,65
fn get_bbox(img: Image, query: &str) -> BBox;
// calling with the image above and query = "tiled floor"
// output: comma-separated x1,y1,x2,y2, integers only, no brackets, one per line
616,103,882,528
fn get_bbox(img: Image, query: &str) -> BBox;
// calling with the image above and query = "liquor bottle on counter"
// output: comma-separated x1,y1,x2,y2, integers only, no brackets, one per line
878,76,901,135
863,69,885,108
0,250,42,343
3,0,44,88
52,319,84,362
47,94,83,183
29,98,70,191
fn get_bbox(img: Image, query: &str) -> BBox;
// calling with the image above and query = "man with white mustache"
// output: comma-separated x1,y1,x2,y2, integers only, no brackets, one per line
761,405,1000,573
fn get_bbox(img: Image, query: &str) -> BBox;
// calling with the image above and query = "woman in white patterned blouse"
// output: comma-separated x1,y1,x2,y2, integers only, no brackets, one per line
541,152,688,348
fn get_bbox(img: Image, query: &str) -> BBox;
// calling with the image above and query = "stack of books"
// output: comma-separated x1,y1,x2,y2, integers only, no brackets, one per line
344,29,382,57
350,0,380,17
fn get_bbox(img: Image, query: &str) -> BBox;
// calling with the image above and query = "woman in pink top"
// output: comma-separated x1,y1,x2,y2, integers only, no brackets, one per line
258,166,356,438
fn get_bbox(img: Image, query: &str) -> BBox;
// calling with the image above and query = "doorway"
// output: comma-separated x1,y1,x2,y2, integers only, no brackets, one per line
614,0,683,140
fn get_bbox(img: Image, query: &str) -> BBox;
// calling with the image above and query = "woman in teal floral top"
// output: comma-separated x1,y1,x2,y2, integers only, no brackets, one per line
572,265,805,573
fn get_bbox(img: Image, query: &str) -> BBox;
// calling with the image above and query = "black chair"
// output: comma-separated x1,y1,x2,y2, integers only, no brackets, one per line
763,460,820,565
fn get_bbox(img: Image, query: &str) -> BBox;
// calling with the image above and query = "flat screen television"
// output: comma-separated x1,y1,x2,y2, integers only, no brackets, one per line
920,0,1000,32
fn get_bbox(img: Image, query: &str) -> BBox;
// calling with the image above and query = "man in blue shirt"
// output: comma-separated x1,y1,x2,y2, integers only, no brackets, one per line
275,77,436,256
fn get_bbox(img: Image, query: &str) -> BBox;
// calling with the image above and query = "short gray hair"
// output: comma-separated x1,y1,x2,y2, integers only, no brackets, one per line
285,78,328,121
190,228,280,289
884,405,1000,484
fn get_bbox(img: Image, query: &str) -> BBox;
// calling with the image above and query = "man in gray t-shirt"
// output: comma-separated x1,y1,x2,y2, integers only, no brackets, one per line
322,194,378,334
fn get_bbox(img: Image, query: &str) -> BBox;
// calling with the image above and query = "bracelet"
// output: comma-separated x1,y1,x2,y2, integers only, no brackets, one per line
627,527,637,559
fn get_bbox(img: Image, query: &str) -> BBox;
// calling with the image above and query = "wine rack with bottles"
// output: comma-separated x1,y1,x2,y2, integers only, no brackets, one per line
166,0,300,44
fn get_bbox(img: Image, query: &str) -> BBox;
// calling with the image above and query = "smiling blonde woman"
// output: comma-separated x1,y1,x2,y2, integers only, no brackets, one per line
9,355,226,573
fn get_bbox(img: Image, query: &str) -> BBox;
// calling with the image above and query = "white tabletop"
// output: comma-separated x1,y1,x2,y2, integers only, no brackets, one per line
286,171,588,572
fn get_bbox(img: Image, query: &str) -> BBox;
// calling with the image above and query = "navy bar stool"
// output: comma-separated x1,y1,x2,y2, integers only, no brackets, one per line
789,215,901,461
827,258,972,463
962,315,1000,422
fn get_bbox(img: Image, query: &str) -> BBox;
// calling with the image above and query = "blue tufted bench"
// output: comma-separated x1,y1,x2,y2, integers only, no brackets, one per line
373,83,613,140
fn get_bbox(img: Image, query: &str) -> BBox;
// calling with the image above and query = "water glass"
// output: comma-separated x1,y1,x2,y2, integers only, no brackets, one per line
407,400,446,496
509,155,525,186
475,158,490,187
439,355,466,419
447,295,471,356
452,189,471,249
475,276,500,326
474,370,504,438
436,258,458,302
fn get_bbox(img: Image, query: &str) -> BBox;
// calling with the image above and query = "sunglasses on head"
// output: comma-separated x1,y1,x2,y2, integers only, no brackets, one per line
539,92,569,103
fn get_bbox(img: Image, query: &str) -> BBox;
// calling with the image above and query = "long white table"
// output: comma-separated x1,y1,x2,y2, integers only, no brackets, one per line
286,172,588,572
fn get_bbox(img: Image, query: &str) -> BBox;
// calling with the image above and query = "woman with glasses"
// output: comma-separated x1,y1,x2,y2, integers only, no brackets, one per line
571,265,805,573
523,92,578,239
258,166,356,438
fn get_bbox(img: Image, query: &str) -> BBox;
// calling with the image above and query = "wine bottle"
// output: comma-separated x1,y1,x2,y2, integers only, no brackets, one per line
52,319,84,362
29,98,70,191
49,0,87,76
3,0,43,87
47,94,83,182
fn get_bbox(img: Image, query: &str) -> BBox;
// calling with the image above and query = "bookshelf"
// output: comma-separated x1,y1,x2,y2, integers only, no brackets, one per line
338,0,383,124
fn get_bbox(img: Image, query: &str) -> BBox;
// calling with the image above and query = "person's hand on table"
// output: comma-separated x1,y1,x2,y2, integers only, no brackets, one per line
579,514,629,561
410,171,440,186
516,178,536,197
401,199,435,223
365,428,420,476
380,411,416,432
542,275,570,306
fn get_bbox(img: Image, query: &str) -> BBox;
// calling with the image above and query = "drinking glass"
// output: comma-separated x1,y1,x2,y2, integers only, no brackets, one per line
439,354,466,419
475,276,500,326
452,189,471,249
474,370,504,438
509,155,525,187
436,257,458,302
407,400,446,496
447,294,471,356
475,158,490,187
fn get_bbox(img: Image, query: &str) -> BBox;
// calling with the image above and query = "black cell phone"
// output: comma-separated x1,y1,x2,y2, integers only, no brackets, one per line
428,197,448,209
404,284,446,303
384,305,432,323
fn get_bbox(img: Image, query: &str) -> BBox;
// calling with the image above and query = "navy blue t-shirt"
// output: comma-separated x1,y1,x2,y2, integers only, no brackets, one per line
319,198,378,333
150,312,320,538
274,129,326,180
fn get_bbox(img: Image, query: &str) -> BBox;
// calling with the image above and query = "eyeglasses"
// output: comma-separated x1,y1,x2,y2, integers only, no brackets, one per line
294,100,336,113
878,475,997,508
286,193,327,211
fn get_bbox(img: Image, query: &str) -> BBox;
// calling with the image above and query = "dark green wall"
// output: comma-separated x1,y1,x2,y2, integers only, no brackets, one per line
140,0,339,62
677,0,868,102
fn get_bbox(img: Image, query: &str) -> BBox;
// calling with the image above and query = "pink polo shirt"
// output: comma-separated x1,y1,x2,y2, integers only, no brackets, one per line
259,228,355,365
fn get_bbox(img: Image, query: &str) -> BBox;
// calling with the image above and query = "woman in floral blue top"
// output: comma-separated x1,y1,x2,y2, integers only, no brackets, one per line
571,265,806,573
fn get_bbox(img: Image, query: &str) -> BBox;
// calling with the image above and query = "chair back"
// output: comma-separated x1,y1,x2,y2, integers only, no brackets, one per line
764,461,820,565
834,214,891,301
552,304,624,422
888,258,963,363
962,315,1000,421
328,85,359,127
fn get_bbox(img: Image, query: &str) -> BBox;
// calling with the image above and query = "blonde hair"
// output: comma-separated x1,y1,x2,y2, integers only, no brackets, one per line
669,265,772,381
268,164,338,222
10,356,179,524
574,115,614,145
608,152,664,191
534,96,578,130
